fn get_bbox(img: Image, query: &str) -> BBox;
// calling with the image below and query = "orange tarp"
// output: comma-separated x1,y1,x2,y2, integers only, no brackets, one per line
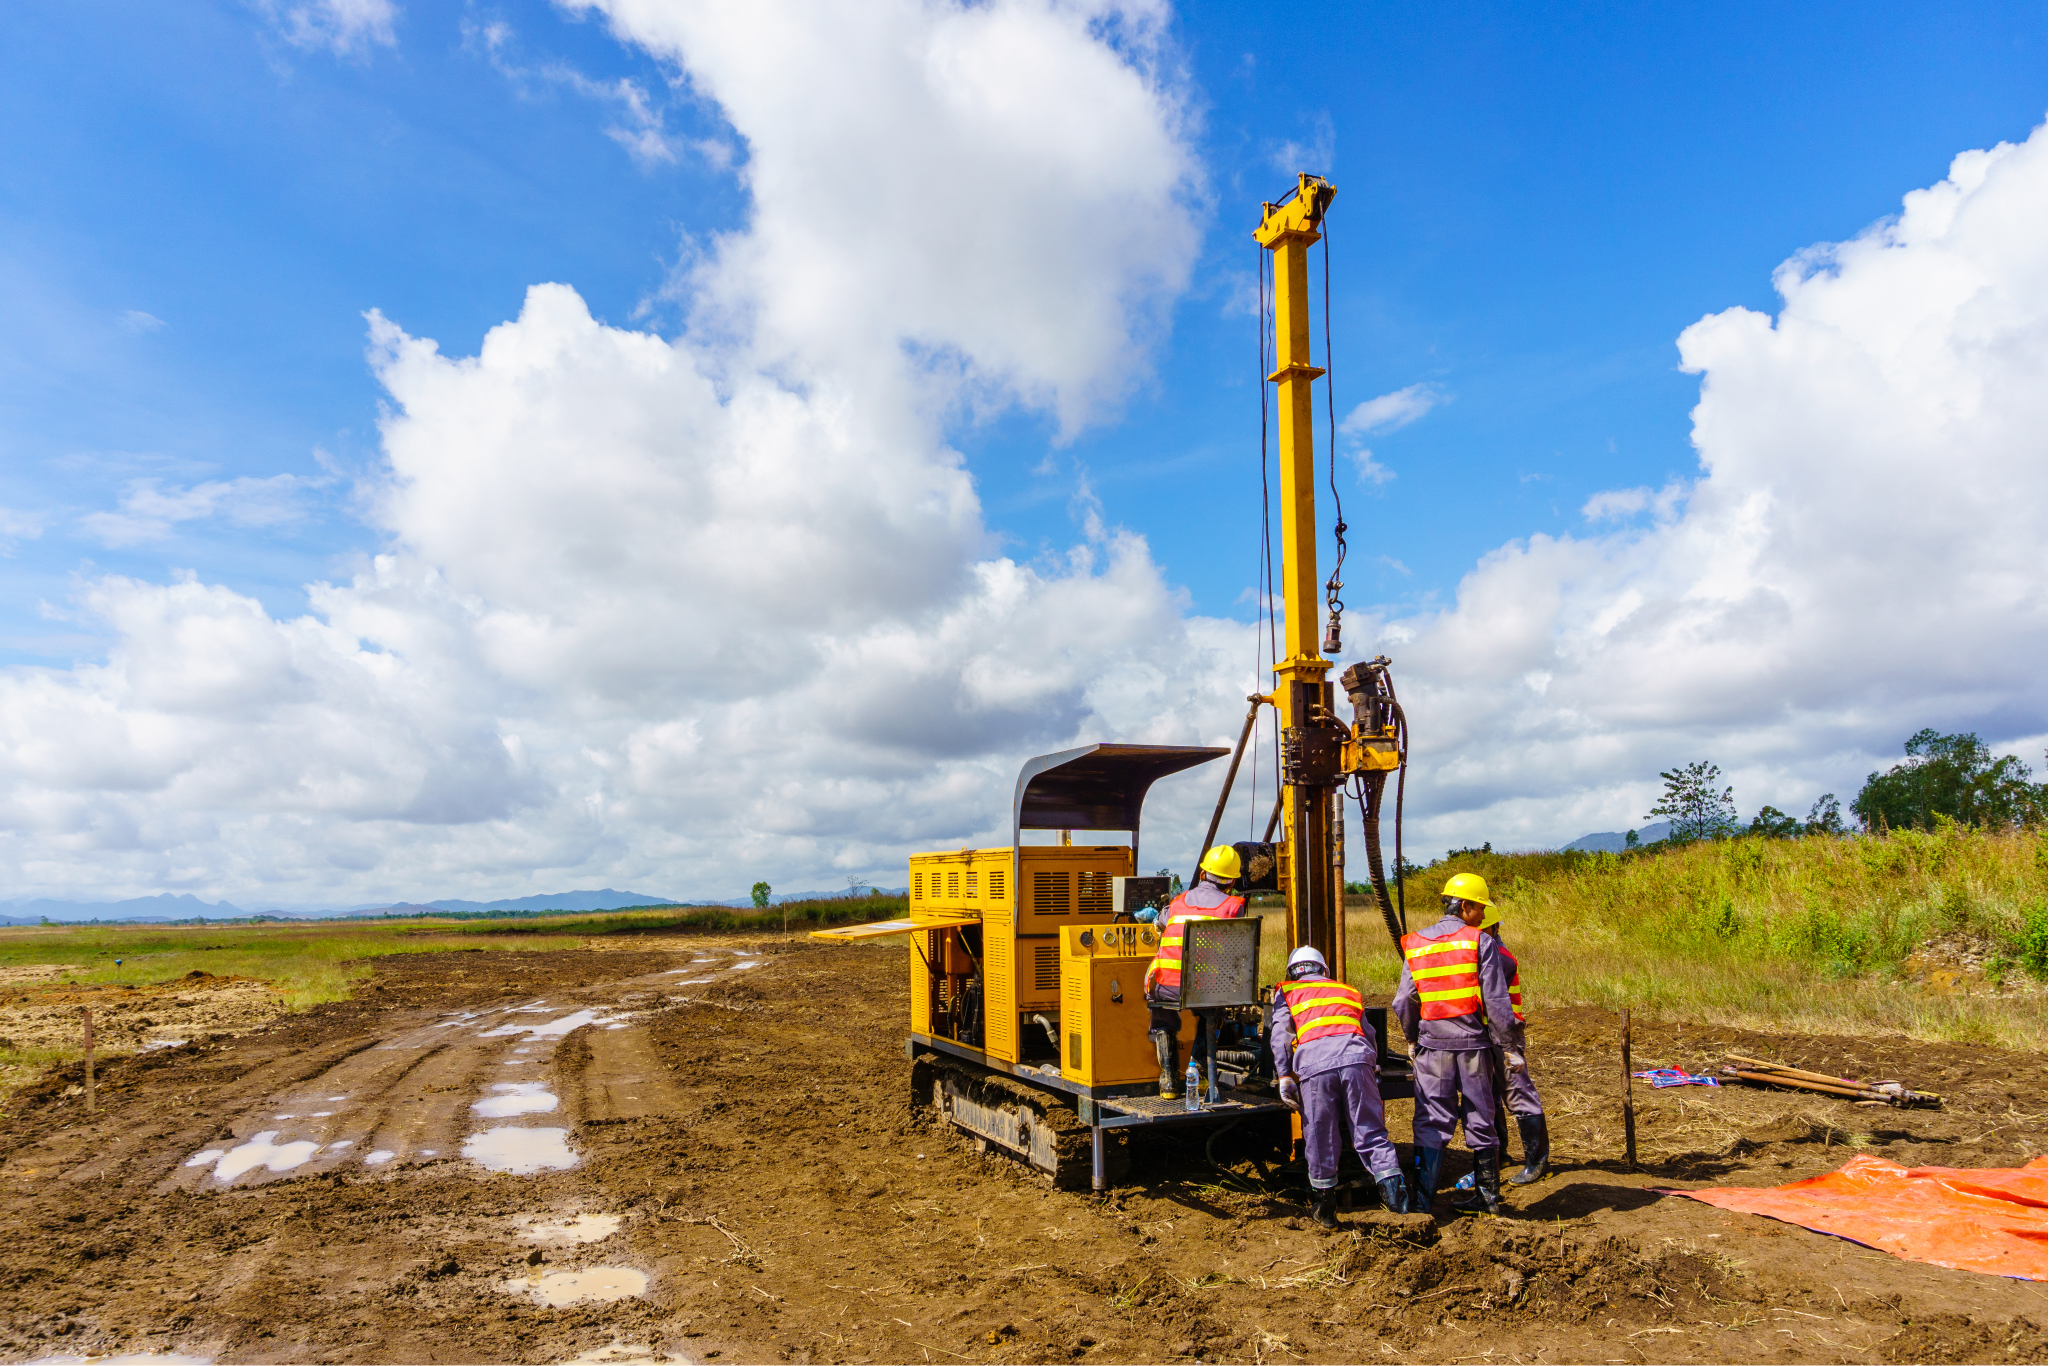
1676,1154,2048,1280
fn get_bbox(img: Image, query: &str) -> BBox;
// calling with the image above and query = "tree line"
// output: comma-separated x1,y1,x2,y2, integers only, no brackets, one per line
1649,728,2046,844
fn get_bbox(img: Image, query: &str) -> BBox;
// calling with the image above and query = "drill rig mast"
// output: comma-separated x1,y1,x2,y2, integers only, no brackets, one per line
1254,174,1406,984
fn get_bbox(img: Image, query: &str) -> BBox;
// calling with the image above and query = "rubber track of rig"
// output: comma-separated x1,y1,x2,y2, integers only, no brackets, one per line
914,1055,1094,1190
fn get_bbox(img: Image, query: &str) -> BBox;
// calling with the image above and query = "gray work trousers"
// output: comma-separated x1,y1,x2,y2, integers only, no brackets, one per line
1410,1046,1501,1150
1507,1059,1544,1117
1301,1063,1400,1187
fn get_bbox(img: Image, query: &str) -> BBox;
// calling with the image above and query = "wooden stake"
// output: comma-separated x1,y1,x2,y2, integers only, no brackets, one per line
1619,1008,1636,1172
81,1006,95,1115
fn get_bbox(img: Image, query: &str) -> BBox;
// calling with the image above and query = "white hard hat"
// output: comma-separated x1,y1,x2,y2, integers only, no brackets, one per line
1286,945,1328,976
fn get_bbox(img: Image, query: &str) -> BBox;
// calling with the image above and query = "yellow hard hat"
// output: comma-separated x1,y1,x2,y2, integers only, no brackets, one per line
1479,903,1504,929
1442,871,1493,906
1200,845,1243,880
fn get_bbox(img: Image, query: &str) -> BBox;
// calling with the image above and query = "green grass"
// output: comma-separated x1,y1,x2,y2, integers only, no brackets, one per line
1257,824,2046,1050
0,895,907,1010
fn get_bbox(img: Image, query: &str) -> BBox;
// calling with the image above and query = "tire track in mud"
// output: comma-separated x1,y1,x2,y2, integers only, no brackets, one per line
0,939,772,1364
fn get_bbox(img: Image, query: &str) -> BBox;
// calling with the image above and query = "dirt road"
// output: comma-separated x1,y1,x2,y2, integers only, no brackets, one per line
0,935,2040,1364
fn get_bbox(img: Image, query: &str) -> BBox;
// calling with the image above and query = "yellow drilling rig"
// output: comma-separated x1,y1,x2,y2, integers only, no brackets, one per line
816,176,1414,1190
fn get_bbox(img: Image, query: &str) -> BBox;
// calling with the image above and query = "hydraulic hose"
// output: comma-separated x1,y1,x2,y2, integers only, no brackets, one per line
1357,771,1405,954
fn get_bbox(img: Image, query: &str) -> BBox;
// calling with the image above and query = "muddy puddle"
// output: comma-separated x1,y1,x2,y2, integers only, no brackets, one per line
518,1214,623,1243
501,1267,649,1308
465,1126,579,1173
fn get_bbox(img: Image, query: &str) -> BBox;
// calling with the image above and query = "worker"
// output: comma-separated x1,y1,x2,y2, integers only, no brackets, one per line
1391,872,1521,1216
1142,845,1246,1097
1271,945,1408,1227
1481,903,1550,1185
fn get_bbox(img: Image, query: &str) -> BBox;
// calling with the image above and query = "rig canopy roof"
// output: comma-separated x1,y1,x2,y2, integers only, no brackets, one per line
1010,743,1226,852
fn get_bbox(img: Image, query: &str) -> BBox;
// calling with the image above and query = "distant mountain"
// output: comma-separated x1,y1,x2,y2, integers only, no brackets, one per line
1561,822,1671,853
0,892,247,924
423,888,682,914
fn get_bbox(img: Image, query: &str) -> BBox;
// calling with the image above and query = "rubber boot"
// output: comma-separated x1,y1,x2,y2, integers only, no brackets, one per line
1151,1030,1180,1098
1375,1171,1410,1215
1509,1114,1551,1186
1309,1188,1340,1229
1409,1146,1444,1214
1451,1147,1504,1215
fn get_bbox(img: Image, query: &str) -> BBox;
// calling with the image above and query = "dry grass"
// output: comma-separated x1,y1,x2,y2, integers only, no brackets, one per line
1258,825,2046,1051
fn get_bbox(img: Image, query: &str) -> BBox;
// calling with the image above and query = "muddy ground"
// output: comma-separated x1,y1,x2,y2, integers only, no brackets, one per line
0,934,2040,1365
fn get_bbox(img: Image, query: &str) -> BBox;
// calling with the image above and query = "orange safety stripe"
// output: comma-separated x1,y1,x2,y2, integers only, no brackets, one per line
1279,978,1365,1046
1401,925,1483,1020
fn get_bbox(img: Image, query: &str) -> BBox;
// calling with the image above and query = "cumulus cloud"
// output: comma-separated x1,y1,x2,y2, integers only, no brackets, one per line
257,0,398,56
1365,126,2047,849
0,0,1231,905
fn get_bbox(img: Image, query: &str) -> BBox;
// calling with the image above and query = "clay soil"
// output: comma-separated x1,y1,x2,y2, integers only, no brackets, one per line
0,935,2041,1365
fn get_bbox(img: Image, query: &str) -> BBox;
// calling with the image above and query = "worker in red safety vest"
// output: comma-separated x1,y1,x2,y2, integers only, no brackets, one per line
1481,901,1550,1185
1390,872,1522,1215
1141,845,1246,1097
1271,944,1408,1227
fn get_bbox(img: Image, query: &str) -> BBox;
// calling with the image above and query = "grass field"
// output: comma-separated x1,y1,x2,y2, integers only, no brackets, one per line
0,895,907,1008
1267,823,2045,1050
8,826,2043,1069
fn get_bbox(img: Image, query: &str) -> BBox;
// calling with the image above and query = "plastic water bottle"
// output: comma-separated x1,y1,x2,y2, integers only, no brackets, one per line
1184,1061,1201,1111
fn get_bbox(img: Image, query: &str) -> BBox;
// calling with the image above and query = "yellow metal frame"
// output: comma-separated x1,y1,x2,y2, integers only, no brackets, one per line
905,844,1135,1073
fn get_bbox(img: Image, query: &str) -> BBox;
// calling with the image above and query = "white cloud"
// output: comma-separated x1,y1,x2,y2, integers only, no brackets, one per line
1349,449,1395,485
1342,382,1445,437
0,0,1231,905
80,475,319,547
118,310,165,334
1360,126,2047,850
469,19,681,168
257,0,398,56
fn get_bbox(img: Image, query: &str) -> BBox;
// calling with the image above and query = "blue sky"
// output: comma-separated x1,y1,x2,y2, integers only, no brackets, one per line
4,1,2037,653
0,1,2041,905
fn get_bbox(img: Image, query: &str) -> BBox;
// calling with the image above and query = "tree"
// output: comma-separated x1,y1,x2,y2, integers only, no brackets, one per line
1747,805,1801,839
750,881,771,909
1648,761,1739,843
1804,793,1846,837
1852,729,2049,832
1623,829,1640,849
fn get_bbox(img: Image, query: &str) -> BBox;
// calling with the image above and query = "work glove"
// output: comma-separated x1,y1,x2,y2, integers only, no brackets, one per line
1133,906,1157,923
1278,1075,1301,1111
1504,1051,1527,1075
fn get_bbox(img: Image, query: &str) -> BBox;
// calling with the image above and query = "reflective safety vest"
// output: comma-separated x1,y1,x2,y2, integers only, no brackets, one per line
1278,977,1365,1048
1400,925,1484,1020
1144,889,1247,1001
1500,944,1526,1022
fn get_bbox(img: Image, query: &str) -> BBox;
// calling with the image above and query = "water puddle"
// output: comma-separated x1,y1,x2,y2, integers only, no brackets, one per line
729,960,762,971
501,1266,647,1307
516,1213,622,1244
185,1131,321,1183
555,1343,678,1364
465,1126,578,1173
473,1082,558,1118
479,1008,615,1040
141,1038,188,1051
365,1150,396,1166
